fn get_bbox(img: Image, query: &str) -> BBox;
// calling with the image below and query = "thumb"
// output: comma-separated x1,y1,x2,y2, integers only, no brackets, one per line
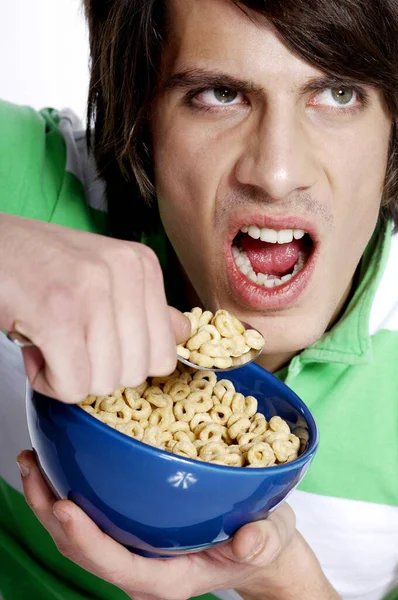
230,503,296,566
168,306,192,345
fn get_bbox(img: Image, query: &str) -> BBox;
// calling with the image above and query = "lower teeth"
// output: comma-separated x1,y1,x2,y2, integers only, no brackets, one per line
232,245,305,288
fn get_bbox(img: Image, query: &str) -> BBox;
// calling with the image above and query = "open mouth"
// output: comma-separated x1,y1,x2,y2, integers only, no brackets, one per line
232,225,314,290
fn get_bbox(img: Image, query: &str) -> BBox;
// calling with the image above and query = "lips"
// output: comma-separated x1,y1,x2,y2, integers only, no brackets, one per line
224,214,319,310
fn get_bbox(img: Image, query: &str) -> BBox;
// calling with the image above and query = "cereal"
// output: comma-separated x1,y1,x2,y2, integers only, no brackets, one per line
178,307,264,369
79,364,304,467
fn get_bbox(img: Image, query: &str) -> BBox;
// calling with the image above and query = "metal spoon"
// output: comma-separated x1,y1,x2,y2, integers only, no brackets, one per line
177,321,264,372
7,325,265,374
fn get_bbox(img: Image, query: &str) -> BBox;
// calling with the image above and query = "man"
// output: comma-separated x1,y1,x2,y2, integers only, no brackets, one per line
0,0,397,599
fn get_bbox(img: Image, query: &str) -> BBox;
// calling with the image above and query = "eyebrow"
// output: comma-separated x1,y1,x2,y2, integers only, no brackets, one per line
162,69,263,95
161,68,366,97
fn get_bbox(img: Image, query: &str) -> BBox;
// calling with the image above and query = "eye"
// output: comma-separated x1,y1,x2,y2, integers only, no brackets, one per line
311,86,358,108
195,87,244,106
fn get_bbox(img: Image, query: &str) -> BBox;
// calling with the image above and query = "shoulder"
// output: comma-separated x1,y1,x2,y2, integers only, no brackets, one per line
0,100,106,231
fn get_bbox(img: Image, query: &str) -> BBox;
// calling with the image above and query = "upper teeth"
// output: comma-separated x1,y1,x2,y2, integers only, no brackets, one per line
240,226,305,244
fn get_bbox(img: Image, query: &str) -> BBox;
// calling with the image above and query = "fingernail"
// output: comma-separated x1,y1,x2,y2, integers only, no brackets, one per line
53,508,70,523
17,461,30,478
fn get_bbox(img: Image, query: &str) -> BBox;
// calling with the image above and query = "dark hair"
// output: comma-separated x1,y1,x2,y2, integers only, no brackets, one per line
84,0,398,240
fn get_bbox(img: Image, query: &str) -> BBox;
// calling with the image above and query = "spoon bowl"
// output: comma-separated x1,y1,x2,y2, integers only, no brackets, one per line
177,321,264,372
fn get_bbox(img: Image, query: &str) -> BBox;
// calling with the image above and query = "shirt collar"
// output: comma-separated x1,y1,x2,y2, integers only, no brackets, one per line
297,220,392,367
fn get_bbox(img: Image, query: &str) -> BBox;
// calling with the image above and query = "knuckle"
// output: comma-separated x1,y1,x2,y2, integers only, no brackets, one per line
79,258,111,293
138,245,162,279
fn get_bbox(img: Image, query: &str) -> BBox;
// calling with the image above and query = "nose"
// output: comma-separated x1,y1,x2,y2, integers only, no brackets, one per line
235,105,317,201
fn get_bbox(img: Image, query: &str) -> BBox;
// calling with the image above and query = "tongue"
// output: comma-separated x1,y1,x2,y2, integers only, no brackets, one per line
240,235,303,276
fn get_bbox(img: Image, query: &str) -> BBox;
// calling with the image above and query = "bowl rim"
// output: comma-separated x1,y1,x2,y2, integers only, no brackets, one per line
28,362,319,476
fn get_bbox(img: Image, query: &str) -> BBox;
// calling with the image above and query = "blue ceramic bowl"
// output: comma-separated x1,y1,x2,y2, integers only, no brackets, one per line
26,363,318,557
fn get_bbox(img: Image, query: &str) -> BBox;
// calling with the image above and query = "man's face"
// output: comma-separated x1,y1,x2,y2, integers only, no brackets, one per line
150,0,392,365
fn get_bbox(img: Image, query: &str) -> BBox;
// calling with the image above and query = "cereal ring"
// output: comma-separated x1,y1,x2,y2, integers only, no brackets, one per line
272,439,298,463
193,370,217,386
164,379,191,401
243,329,265,351
149,407,175,430
232,394,258,417
200,341,230,358
172,441,198,459
189,378,213,394
159,431,173,445
221,453,245,467
231,349,258,366
199,423,224,442
247,442,275,466
115,421,144,440
227,411,247,427
221,390,235,407
263,430,289,445
184,310,200,336
132,381,149,397
214,357,233,369
130,398,152,421
289,433,301,452
168,421,190,434
186,329,212,351
269,416,291,436
228,334,247,357
187,390,213,412
198,324,221,342
81,405,96,415
193,439,207,450
199,442,226,462
143,425,161,446
227,444,242,454
81,395,96,406
210,404,232,425
124,388,141,409
114,403,133,423
231,315,246,335
166,439,178,451
230,393,246,413
174,400,196,422
177,371,193,384
144,387,173,409
212,311,238,338
100,396,125,413
213,379,235,400
249,413,268,435
198,311,214,328
189,351,214,369
237,432,258,447
190,412,213,430
174,430,196,443
177,344,190,360
228,416,251,439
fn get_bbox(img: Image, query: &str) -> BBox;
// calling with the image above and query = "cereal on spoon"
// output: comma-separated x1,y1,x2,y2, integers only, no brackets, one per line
177,307,265,369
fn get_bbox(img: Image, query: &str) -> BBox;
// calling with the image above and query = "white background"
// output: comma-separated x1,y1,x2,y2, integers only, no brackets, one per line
0,0,89,121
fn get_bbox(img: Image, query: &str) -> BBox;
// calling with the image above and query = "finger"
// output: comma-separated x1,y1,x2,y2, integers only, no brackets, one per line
84,278,122,396
110,249,150,388
140,248,179,376
168,306,192,345
18,316,91,404
17,450,67,543
231,503,296,566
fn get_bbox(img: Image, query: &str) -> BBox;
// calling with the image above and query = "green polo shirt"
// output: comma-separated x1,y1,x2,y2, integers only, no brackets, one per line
0,100,397,600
